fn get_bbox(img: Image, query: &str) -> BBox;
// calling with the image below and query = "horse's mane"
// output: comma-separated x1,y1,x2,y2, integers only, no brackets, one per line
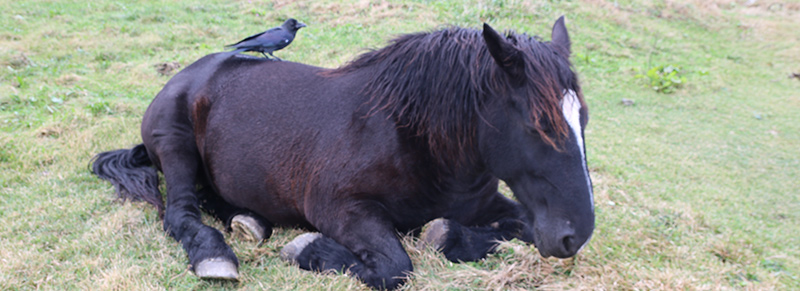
328,27,583,168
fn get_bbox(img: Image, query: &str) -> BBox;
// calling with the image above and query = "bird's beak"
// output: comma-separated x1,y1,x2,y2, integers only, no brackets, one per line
297,22,307,28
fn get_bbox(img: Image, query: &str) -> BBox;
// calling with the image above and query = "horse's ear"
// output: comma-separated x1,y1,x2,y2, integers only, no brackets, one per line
551,16,571,57
483,23,525,84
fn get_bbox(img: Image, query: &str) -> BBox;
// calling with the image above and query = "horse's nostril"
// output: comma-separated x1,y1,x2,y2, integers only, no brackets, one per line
562,234,577,254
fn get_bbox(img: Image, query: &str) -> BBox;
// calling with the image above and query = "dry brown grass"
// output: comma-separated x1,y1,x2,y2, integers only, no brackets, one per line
2,0,798,290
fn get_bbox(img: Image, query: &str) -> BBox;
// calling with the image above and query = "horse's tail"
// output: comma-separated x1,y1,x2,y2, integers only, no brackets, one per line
90,144,165,216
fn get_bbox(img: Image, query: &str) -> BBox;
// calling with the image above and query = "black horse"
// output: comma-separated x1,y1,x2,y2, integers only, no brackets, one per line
91,17,594,290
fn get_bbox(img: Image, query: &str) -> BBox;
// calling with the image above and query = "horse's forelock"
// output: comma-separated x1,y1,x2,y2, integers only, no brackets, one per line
512,33,583,152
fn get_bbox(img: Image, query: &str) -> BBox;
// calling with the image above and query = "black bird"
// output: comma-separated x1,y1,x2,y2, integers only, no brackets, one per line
226,18,307,60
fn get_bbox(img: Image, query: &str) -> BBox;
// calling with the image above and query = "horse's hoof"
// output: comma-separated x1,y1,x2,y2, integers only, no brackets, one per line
280,232,323,263
231,214,267,242
419,218,449,251
195,257,239,280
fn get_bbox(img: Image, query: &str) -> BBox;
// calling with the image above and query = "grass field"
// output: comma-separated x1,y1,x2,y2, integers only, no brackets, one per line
2,0,799,290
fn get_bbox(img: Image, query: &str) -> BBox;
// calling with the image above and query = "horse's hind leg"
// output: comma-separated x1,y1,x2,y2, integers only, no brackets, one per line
281,205,412,290
419,191,533,262
197,185,273,242
420,217,529,262
151,142,240,279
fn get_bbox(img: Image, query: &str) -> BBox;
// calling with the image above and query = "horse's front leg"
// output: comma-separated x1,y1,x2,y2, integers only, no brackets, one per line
280,201,412,290
420,191,533,262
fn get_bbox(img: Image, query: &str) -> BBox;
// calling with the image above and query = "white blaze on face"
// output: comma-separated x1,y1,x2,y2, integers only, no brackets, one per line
562,89,594,253
561,90,593,210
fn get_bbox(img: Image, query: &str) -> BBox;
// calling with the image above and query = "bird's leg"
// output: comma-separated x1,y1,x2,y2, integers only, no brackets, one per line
260,52,269,59
269,52,282,62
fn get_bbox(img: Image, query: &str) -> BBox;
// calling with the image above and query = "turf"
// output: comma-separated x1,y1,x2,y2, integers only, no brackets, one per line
1,0,798,289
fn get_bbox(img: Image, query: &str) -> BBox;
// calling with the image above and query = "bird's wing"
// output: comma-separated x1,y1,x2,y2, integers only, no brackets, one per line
255,29,294,45
225,26,285,48
226,30,267,48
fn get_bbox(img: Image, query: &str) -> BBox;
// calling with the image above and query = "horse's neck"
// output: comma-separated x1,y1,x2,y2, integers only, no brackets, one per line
433,168,496,196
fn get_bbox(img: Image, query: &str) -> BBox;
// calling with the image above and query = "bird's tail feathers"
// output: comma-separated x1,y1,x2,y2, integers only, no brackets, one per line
228,48,248,55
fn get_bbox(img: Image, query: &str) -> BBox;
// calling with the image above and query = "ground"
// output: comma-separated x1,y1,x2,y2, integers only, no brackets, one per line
1,0,798,290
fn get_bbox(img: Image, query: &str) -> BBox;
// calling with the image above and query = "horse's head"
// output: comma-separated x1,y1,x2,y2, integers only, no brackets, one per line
478,17,594,258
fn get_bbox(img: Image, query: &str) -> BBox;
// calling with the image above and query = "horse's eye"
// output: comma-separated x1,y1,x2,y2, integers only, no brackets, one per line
537,121,555,133
527,124,552,136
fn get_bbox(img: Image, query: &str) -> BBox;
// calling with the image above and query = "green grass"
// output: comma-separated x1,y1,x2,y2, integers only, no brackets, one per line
2,0,799,289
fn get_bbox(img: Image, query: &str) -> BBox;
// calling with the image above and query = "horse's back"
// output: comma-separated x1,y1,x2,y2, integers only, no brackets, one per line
144,53,351,154
144,53,411,227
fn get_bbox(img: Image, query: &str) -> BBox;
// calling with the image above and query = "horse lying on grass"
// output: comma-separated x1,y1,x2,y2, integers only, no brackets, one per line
92,16,594,290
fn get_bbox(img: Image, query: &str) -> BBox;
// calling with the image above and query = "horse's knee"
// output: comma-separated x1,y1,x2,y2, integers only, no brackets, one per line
371,258,412,290
349,253,411,290
356,247,412,289
364,274,408,290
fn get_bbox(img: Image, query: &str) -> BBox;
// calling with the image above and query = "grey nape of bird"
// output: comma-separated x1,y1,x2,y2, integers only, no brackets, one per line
226,18,307,61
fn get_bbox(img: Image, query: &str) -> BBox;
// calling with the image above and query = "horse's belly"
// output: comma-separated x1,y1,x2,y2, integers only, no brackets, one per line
216,181,312,228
